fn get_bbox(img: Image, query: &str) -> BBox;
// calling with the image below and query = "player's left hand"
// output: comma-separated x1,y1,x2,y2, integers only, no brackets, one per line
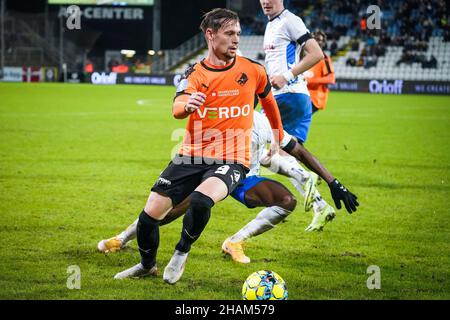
270,75,288,90
328,179,359,214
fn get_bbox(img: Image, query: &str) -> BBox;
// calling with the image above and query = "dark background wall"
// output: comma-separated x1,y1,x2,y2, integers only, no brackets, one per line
6,0,227,53
160,0,226,49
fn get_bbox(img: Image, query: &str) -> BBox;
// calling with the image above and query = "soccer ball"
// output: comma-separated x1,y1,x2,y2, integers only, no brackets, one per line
242,270,288,300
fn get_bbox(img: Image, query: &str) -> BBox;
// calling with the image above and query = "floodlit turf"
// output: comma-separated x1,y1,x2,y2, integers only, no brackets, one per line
0,82,449,300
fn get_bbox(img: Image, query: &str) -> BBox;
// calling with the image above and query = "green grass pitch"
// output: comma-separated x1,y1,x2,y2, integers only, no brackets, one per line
0,82,449,299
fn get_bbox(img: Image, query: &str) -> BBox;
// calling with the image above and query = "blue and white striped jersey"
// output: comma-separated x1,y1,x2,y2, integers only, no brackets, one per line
263,9,311,96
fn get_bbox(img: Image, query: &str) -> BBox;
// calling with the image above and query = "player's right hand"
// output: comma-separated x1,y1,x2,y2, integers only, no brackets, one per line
185,92,206,113
270,75,288,90
328,179,359,213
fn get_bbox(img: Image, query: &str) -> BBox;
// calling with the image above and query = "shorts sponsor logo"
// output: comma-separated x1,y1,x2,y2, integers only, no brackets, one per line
232,170,241,185
156,177,171,186
215,165,230,175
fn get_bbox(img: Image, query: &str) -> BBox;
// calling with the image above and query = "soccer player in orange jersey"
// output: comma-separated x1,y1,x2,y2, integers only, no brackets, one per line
113,8,288,284
99,110,359,263
304,31,336,113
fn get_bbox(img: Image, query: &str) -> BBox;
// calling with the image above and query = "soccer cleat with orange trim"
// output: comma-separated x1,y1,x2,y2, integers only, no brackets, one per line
97,236,127,253
222,238,251,264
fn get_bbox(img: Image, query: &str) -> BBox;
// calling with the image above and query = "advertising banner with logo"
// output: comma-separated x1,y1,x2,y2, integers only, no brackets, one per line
42,67,59,82
86,73,450,95
1,67,60,83
90,72,118,85
88,72,180,86
330,79,450,95
1,67,23,82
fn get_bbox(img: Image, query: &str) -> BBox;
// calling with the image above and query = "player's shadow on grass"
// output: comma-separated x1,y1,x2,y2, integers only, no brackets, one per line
60,245,140,268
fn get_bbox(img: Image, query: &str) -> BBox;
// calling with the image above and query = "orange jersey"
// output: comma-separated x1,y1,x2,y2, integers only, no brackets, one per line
173,56,284,168
306,54,335,110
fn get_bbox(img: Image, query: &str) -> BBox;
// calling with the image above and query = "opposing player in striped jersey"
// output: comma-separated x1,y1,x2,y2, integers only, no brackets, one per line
260,0,339,230
99,111,359,263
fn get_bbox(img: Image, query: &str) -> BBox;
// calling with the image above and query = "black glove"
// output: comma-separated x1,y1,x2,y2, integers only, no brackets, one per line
328,179,359,213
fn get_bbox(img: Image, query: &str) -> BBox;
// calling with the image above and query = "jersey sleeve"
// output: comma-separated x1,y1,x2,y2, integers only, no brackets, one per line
252,62,284,142
254,63,272,99
323,55,334,75
286,14,311,47
173,64,201,100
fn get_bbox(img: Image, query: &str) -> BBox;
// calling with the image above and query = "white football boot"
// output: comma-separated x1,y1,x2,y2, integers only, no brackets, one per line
163,250,189,284
303,172,320,212
305,205,336,232
114,263,158,279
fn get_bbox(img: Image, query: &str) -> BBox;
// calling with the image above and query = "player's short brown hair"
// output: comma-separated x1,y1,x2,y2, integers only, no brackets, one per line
312,30,327,42
200,8,239,33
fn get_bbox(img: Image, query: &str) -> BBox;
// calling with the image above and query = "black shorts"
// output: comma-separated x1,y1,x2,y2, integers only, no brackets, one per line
151,156,248,206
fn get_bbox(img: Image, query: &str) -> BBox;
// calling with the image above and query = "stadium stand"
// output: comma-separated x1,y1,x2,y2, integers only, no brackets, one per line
1,0,448,84
171,0,450,82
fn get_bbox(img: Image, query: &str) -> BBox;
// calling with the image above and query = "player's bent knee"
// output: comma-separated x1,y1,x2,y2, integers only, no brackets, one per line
189,191,215,219
139,210,161,227
144,191,173,220
278,194,297,211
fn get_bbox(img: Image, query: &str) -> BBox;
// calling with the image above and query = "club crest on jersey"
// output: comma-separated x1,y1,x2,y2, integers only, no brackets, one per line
235,72,248,86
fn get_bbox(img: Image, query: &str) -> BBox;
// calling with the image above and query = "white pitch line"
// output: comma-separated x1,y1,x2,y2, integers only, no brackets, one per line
136,99,167,106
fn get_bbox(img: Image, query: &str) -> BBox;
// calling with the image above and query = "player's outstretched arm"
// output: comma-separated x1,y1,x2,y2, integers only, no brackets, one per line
291,39,324,77
271,39,324,90
287,140,359,213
